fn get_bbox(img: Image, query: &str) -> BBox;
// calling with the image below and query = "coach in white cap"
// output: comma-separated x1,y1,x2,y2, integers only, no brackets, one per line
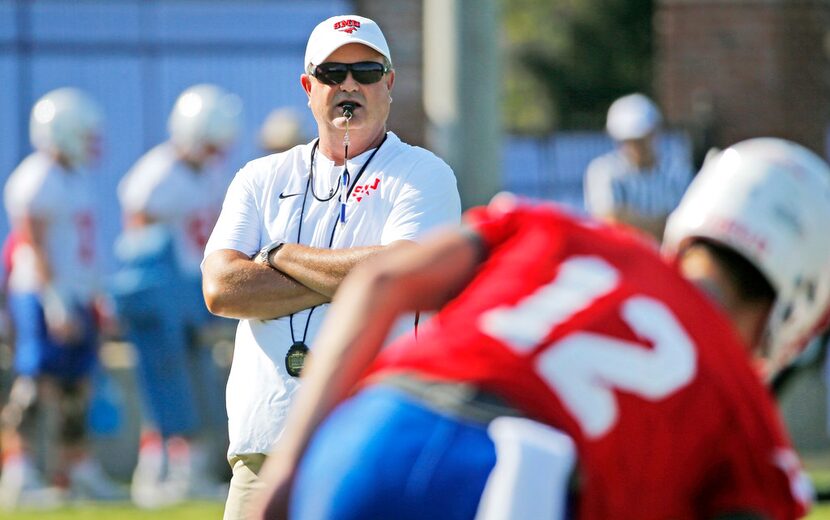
583,93,692,241
202,14,461,519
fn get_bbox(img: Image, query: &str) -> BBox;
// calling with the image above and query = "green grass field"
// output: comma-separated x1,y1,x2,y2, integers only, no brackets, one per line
4,474,830,520
0,501,224,519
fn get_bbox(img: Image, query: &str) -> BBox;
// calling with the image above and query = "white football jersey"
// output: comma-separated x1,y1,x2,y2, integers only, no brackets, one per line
4,152,98,303
118,142,229,275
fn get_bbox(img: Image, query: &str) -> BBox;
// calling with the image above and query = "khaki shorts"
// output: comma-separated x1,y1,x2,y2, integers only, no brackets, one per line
223,453,267,520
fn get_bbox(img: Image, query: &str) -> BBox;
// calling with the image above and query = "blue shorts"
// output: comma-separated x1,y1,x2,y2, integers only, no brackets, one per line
8,292,97,382
291,385,497,520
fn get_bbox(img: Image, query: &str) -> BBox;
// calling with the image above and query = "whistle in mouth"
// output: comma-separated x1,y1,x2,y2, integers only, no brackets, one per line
341,103,356,120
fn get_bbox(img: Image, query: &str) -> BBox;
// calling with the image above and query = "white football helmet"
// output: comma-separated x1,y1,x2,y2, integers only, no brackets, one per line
29,87,103,168
664,138,830,369
259,107,305,153
168,84,242,159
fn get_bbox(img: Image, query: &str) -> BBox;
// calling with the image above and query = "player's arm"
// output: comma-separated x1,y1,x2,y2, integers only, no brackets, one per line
254,226,485,519
17,214,52,286
267,243,391,298
121,210,159,230
202,249,329,320
18,214,81,342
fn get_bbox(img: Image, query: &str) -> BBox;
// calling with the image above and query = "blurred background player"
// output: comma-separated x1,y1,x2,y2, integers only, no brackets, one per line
258,107,308,155
113,83,241,507
0,87,125,508
583,93,692,242
257,137,829,519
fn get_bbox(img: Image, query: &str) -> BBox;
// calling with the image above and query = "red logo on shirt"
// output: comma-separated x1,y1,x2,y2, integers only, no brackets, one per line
352,178,380,202
74,212,95,266
187,212,215,250
334,19,361,34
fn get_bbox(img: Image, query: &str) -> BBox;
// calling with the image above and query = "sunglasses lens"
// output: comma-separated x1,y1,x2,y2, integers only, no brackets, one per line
351,63,385,84
314,62,386,85
315,64,348,85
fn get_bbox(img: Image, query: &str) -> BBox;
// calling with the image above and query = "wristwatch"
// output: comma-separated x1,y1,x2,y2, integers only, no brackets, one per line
257,239,285,269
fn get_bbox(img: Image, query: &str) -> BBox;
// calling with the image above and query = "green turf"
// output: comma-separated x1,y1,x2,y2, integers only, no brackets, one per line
4,496,830,519
810,504,830,519
0,501,224,519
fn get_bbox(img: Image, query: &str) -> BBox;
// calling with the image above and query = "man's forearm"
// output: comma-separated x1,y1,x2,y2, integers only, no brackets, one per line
202,249,329,320
269,243,387,298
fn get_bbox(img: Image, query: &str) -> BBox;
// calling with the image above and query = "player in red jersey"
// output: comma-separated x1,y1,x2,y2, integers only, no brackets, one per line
254,138,830,520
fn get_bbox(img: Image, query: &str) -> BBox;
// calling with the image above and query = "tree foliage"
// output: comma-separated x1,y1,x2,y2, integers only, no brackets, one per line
502,0,654,133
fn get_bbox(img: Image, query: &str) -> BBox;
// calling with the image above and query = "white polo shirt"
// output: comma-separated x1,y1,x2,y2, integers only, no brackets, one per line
118,142,228,276
204,132,462,457
3,152,98,304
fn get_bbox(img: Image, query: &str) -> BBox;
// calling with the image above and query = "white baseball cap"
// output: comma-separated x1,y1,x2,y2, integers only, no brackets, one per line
606,93,662,141
304,15,392,71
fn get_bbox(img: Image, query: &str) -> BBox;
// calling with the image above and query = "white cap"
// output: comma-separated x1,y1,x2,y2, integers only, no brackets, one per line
304,15,392,71
606,93,662,141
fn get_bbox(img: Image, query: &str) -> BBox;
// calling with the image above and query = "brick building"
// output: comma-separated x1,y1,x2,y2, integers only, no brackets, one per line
656,0,830,156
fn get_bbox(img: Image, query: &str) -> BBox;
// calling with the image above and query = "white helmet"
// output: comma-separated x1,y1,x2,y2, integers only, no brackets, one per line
606,93,661,141
664,138,830,369
259,107,306,153
168,84,242,158
30,87,103,168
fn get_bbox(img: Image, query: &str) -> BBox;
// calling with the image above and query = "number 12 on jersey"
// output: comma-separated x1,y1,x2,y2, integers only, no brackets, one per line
479,256,697,439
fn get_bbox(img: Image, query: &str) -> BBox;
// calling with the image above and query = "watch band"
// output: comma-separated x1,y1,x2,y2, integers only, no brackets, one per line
258,239,285,268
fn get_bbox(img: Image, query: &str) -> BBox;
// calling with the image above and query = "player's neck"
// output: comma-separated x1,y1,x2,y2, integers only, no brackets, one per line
679,245,769,352
621,143,656,170
54,154,78,173
174,144,208,173
317,126,386,165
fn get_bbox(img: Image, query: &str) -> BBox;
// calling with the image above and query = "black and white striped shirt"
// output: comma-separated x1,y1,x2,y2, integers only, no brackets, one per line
583,149,692,218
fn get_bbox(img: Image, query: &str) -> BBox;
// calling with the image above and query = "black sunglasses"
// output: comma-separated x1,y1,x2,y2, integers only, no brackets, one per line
310,61,389,86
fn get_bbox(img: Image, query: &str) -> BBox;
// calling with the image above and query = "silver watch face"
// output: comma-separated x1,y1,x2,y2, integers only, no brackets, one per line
259,241,282,264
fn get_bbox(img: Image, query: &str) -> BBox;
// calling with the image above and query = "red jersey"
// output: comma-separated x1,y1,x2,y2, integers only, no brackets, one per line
366,203,810,520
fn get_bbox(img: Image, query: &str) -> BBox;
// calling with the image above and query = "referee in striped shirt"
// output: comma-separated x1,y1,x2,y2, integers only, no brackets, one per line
584,93,692,242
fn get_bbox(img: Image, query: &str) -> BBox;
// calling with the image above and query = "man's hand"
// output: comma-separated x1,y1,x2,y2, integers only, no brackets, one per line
41,286,83,344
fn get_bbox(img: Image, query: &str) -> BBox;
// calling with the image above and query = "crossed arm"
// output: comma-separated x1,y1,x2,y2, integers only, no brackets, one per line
201,243,387,320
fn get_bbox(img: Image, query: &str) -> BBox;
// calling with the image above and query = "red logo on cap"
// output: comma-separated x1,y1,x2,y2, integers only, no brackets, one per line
334,19,361,34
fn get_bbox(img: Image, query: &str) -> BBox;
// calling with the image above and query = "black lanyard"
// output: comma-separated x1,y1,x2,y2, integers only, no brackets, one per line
288,134,388,349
